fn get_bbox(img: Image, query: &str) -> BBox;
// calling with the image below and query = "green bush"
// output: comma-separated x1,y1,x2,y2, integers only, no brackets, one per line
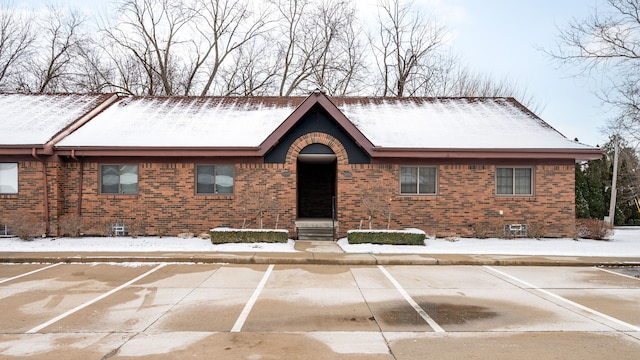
347,229,426,245
210,228,289,244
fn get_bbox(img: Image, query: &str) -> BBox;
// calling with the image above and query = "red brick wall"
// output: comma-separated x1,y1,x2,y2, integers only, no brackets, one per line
0,161,48,235
336,163,576,238
4,141,577,239
70,162,299,237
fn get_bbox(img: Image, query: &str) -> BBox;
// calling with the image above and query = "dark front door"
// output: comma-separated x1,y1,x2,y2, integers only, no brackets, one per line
297,155,336,218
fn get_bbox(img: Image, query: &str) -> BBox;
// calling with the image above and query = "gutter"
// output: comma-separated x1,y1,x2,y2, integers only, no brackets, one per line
370,147,603,161
71,149,83,216
31,148,50,235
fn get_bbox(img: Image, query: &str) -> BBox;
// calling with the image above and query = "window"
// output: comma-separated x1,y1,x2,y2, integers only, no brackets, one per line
196,165,234,194
0,163,18,194
496,167,532,195
101,165,138,194
400,166,437,194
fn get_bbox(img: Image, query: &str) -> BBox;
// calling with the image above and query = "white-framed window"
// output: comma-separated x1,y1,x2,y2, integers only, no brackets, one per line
0,163,18,194
496,167,533,195
196,165,234,194
400,166,437,195
100,164,138,194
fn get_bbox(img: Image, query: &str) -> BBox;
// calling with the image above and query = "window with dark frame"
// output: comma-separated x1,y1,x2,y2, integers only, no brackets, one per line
0,163,18,194
196,165,234,194
496,167,532,195
400,166,437,195
100,165,138,194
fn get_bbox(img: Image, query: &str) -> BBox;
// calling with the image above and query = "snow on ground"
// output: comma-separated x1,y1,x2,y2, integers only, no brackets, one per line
1,227,639,257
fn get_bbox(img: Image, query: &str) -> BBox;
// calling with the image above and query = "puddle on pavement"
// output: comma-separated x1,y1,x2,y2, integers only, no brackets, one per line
374,301,496,326
419,302,498,325
372,295,554,331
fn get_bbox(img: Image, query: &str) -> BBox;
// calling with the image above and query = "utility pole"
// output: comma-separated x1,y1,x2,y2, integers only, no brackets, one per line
608,136,619,226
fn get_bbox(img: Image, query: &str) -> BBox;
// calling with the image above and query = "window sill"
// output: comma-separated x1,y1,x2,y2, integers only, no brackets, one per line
398,194,438,201
196,194,234,200
495,195,535,200
99,194,139,198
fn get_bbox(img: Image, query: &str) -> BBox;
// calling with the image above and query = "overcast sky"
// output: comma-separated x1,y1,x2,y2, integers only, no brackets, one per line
16,0,609,147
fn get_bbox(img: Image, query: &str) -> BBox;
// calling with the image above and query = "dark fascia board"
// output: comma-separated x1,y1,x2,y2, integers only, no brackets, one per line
258,91,376,157
370,147,603,161
0,146,41,155
54,146,261,158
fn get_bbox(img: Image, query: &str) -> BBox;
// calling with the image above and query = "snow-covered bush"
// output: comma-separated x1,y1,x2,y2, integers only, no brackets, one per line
210,228,288,244
347,229,426,245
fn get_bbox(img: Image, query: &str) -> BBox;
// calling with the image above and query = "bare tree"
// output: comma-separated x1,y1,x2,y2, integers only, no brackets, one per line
101,0,198,95
370,0,447,97
191,0,271,96
23,6,86,93
549,0,640,140
218,38,279,95
308,0,368,96
268,0,363,96
0,1,36,90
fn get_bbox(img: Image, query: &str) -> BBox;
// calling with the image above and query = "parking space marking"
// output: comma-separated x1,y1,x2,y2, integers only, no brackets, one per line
231,264,274,333
377,265,445,333
484,266,640,332
0,263,62,285
26,263,167,334
595,267,640,281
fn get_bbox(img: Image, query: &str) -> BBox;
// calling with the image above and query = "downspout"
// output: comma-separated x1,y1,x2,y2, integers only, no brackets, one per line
32,148,50,235
71,149,83,216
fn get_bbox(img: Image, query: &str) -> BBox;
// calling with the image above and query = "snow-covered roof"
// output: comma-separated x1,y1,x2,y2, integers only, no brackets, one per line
1,93,598,159
0,93,113,146
56,95,594,151
334,97,592,150
58,97,300,148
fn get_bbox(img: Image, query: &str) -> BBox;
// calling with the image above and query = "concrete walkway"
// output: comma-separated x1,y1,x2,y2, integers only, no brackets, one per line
2,240,639,266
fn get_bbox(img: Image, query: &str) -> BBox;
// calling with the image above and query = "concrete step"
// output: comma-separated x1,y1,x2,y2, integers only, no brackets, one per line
297,227,334,241
295,218,336,241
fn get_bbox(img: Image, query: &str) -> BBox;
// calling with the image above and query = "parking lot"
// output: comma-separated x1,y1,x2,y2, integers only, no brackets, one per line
1,263,639,359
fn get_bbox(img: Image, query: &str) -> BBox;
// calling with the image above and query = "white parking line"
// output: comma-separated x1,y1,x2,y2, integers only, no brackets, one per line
377,265,445,333
26,263,167,334
484,266,640,332
0,263,62,284
231,264,274,333
595,267,640,281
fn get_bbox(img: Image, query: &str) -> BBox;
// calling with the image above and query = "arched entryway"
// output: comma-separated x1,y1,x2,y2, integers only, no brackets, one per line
297,144,336,218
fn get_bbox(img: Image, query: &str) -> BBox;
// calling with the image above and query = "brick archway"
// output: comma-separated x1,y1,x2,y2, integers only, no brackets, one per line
285,132,349,166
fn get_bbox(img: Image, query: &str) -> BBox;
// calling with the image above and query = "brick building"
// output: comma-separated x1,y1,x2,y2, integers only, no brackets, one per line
0,91,601,240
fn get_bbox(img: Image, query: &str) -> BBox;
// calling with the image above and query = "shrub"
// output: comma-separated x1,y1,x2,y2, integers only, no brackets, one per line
471,222,493,239
210,228,289,244
347,229,426,245
7,213,44,240
58,214,83,237
576,219,614,240
527,221,546,239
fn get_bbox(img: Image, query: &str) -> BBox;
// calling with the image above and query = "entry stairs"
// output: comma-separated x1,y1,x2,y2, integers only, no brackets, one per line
295,218,336,241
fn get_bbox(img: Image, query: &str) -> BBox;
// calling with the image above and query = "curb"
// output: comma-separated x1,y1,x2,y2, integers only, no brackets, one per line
2,252,640,267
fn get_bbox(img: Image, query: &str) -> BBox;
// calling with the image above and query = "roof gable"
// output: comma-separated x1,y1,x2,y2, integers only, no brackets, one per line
263,103,371,164
259,91,375,158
